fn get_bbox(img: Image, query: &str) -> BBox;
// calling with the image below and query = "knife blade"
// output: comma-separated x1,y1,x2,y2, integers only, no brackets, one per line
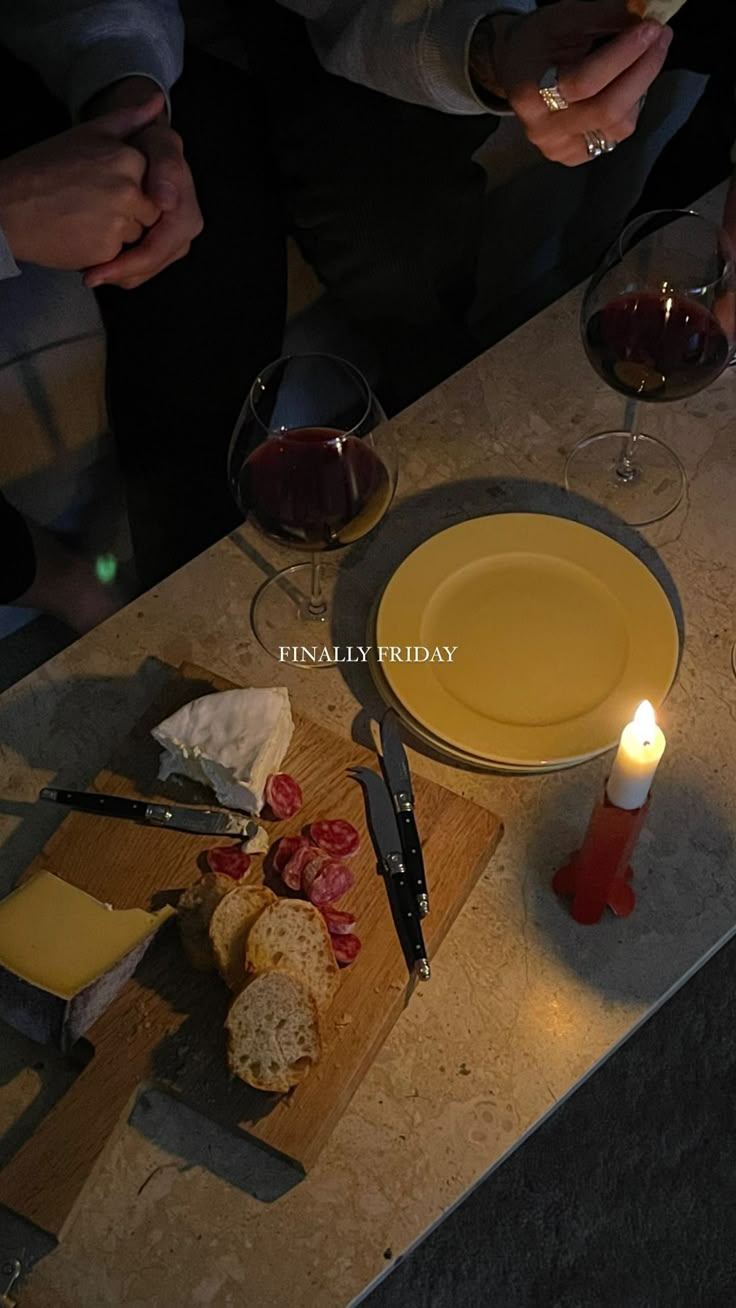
39,787,258,839
379,710,429,916
348,766,430,980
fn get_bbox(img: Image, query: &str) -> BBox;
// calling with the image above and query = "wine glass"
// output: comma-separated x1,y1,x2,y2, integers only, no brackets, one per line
566,209,735,526
228,353,396,663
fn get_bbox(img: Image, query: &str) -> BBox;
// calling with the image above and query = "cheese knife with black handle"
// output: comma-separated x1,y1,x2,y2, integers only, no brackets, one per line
349,766,430,980
39,787,259,839
379,710,429,916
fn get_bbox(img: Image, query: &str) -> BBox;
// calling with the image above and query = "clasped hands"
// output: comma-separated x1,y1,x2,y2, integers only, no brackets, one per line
0,76,202,289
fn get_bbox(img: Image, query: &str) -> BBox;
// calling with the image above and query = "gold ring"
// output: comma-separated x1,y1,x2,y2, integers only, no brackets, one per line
538,67,569,113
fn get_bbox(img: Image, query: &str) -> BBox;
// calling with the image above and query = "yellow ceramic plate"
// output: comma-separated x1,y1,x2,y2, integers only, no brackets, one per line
375,514,679,767
370,657,600,775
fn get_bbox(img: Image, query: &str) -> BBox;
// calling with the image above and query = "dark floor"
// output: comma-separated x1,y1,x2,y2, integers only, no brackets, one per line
361,932,736,1308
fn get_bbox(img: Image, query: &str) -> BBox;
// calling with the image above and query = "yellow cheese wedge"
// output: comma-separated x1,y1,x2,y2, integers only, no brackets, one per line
0,871,174,998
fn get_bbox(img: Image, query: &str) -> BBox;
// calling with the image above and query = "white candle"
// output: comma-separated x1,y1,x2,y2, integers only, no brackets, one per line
606,700,666,811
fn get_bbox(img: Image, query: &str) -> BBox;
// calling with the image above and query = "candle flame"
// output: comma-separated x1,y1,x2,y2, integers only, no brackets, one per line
633,700,656,746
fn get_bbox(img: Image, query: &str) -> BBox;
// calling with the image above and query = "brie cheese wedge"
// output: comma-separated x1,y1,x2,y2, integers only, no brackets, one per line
152,687,293,815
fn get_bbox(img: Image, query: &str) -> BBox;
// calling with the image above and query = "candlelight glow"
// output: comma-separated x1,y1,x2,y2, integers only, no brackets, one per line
606,700,666,811
633,700,656,746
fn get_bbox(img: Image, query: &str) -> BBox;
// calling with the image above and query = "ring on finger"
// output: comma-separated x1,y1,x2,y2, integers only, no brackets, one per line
584,130,617,159
538,66,569,113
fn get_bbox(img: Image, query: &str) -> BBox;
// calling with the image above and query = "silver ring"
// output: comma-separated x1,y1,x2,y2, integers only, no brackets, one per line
584,130,617,159
538,66,569,113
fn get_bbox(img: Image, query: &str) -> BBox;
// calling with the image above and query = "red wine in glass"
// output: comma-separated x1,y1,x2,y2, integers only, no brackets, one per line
584,290,730,402
227,353,396,662
568,209,736,526
239,425,393,550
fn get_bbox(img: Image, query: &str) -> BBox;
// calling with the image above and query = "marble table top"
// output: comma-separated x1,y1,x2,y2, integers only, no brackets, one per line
2,188,735,1308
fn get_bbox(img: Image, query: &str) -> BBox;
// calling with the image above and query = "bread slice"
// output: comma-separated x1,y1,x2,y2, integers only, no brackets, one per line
226,970,321,1093
246,899,339,1013
177,872,234,971
627,0,687,22
209,884,276,991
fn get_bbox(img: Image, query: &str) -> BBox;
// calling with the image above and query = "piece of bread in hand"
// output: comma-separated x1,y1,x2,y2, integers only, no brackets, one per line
209,884,276,991
246,899,339,1013
226,970,321,1093
178,872,235,971
627,0,687,21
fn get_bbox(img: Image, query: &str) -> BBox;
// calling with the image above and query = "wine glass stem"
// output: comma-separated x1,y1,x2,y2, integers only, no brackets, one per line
307,552,327,620
616,399,640,483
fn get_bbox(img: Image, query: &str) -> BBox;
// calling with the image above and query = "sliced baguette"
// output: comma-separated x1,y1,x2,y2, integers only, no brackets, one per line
209,884,276,991
627,0,687,22
226,970,321,1093
246,899,340,1012
177,872,234,971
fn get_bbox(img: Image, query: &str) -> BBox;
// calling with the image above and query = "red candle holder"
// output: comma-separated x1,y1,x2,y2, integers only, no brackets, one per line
552,788,651,925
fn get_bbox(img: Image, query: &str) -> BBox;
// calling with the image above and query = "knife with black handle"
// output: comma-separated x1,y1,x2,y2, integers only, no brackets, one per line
349,766,430,980
379,710,429,916
39,787,258,838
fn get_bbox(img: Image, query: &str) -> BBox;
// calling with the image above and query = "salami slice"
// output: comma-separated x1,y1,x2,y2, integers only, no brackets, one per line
310,819,360,859
265,773,303,820
321,906,357,936
272,834,309,875
331,932,362,965
306,859,354,908
205,845,251,881
281,841,319,892
301,852,329,895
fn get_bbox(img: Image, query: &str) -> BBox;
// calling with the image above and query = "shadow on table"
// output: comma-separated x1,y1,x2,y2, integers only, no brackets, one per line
128,938,304,1204
0,659,244,903
523,775,734,1005
329,475,685,758
0,656,176,899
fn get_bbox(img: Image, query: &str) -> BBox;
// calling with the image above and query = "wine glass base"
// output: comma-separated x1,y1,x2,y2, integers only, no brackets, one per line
565,430,685,527
251,561,341,664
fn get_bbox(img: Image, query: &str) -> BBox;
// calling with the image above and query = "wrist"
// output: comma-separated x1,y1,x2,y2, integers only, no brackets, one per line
469,12,528,102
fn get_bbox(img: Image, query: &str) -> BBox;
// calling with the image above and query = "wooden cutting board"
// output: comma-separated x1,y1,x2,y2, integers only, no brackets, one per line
0,663,502,1240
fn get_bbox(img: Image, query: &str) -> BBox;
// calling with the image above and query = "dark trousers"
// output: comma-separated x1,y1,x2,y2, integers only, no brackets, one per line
244,2,493,413
97,47,287,587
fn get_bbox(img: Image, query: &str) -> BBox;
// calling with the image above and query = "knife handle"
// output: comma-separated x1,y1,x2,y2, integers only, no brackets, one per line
40,787,149,821
385,853,430,979
396,809,429,915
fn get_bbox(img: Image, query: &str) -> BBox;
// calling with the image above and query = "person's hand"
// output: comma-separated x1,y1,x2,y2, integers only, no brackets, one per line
475,1,672,166
82,76,203,290
0,98,164,269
